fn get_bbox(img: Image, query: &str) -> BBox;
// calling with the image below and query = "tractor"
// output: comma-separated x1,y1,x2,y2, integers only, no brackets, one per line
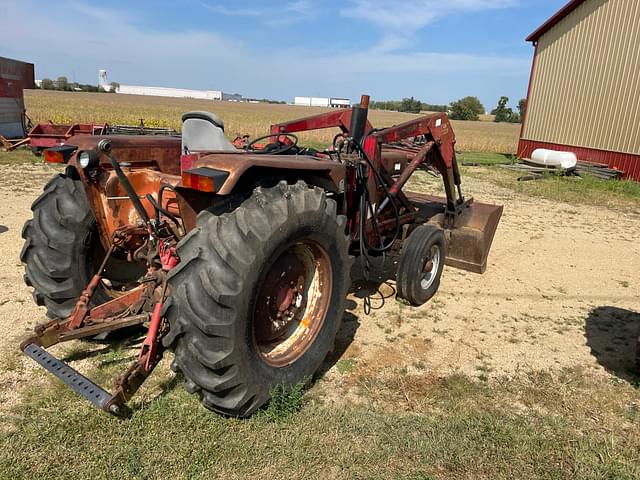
20,95,502,416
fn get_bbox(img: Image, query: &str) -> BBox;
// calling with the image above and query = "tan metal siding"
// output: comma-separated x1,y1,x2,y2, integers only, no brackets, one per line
522,0,640,156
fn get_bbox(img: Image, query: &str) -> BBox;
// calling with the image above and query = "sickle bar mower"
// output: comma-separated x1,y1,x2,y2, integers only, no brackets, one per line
20,95,502,416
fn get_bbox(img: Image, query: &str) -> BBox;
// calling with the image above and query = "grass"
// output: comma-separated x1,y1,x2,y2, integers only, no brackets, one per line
24,90,521,154
1,363,638,479
0,149,42,165
465,167,640,210
336,358,357,374
457,152,517,166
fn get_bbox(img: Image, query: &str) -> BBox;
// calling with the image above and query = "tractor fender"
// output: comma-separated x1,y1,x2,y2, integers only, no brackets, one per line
183,152,346,195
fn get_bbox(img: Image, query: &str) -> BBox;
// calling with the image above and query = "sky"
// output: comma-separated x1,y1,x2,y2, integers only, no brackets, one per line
1,0,567,110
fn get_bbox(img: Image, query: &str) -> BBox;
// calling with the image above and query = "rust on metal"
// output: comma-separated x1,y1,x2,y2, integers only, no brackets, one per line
88,285,145,320
253,241,332,367
408,192,503,274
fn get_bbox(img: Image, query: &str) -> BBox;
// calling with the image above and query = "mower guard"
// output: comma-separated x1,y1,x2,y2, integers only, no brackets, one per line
409,192,503,274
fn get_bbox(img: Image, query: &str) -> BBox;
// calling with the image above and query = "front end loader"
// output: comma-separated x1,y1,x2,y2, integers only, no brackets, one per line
20,95,502,416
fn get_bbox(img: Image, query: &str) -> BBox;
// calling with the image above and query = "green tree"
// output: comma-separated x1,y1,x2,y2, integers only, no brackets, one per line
109,81,120,93
370,99,448,113
449,96,485,121
491,96,514,123
56,76,69,91
423,103,448,113
517,98,526,121
399,96,422,113
492,96,524,123
40,78,54,90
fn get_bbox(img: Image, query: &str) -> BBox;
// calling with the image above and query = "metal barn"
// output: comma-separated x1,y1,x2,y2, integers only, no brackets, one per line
0,56,35,139
518,0,640,180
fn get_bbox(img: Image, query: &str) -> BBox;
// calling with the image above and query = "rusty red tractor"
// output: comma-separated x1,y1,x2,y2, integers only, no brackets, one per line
20,95,502,416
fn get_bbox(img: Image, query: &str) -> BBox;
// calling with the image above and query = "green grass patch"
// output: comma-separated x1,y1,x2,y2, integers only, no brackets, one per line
2,363,639,479
336,358,357,374
464,165,640,210
0,148,42,165
458,152,517,166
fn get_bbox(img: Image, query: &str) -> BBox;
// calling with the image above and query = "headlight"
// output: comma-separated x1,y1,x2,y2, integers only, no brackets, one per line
77,150,99,169
78,151,90,168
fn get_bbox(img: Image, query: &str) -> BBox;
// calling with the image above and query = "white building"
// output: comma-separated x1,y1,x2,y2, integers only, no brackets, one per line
330,97,351,108
294,96,350,108
116,84,223,101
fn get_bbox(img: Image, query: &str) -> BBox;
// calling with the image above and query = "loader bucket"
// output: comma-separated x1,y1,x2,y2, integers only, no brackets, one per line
443,201,503,274
408,192,503,274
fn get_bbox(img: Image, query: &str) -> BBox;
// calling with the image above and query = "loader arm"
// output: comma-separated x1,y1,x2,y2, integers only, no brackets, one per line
270,108,373,136
364,113,467,223
271,103,464,224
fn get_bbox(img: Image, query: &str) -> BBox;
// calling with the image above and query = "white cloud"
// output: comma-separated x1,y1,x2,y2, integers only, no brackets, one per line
297,49,529,76
1,0,247,85
202,1,318,20
201,4,263,16
285,0,315,15
341,0,517,32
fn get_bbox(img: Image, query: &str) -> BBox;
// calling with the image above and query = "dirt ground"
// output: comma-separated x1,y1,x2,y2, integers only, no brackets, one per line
0,163,638,413
326,172,640,391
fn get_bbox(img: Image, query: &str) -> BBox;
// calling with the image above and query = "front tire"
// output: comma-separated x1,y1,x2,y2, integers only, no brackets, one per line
163,181,350,416
396,224,446,306
21,173,109,318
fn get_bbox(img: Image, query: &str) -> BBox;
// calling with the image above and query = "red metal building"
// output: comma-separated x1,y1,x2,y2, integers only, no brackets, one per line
518,0,640,180
0,56,35,139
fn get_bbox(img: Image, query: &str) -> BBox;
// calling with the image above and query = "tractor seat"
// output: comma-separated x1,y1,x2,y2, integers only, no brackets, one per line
181,111,237,153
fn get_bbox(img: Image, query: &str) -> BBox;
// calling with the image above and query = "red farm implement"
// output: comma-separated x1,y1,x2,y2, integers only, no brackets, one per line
28,120,178,154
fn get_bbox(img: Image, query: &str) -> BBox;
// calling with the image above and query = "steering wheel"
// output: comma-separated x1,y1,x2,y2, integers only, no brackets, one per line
246,133,298,155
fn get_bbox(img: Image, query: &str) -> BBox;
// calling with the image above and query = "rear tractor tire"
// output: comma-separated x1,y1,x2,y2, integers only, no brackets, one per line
396,224,446,306
21,173,111,319
163,181,350,417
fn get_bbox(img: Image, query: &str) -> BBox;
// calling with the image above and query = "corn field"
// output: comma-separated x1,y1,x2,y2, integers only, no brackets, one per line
25,90,520,153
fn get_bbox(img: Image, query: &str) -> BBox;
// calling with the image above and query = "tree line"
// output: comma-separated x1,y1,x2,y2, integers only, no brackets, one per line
38,76,120,93
370,97,448,114
372,95,526,123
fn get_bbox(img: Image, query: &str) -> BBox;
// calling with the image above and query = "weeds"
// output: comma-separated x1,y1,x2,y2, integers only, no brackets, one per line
260,382,306,422
336,358,357,375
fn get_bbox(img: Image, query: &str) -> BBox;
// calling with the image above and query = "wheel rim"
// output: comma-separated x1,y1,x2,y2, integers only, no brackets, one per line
420,244,441,290
253,240,332,367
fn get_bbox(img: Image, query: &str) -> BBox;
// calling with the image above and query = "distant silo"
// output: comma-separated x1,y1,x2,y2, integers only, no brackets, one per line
98,69,109,91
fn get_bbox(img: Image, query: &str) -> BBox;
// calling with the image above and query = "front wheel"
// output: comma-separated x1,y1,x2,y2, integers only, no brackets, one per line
21,174,108,318
163,181,350,416
396,224,446,306
21,173,145,319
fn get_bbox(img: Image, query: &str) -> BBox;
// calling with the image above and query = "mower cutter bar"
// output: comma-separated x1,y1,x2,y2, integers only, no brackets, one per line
23,343,115,412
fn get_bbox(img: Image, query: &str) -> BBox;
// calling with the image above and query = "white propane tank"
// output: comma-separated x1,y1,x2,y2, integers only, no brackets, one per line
530,149,577,169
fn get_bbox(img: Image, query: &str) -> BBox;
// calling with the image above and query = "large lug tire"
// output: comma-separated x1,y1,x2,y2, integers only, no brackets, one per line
396,224,446,307
21,173,109,318
163,181,350,417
